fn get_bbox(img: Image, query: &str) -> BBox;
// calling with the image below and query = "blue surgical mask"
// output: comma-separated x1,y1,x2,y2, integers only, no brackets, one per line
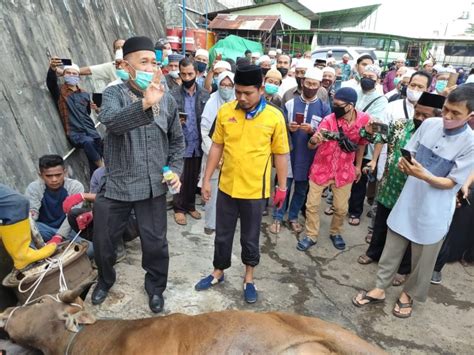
212,77,219,87
436,80,447,93
64,75,79,86
162,57,169,67
131,68,154,90
264,83,279,95
116,69,129,81
393,77,401,86
218,87,234,101
196,61,207,73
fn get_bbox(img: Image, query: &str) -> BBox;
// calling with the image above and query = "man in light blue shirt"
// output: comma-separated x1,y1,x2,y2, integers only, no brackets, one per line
352,84,474,318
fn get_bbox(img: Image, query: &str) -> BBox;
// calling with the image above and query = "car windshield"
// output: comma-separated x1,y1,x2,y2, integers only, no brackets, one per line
355,49,378,60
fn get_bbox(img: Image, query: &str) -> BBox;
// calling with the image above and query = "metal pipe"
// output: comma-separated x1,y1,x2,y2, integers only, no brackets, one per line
182,0,186,55
205,0,208,49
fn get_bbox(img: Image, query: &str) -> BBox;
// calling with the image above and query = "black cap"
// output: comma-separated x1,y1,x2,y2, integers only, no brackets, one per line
123,36,155,57
234,64,263,87
417,92,445,109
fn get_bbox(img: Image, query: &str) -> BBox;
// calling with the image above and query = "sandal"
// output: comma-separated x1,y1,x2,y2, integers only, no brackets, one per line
392,295,413,318
392,273,408,286
329,234,346,250
348,216,360,226
324,206,335,215
365,231,373,244
288,220,303,233
174,212,187,225
352,290,385,307
269,220,281,234
296,236,317,251
188,210,202,220
357,255,374,265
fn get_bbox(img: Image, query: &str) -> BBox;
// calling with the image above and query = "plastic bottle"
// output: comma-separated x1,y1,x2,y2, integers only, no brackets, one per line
162,166,179,194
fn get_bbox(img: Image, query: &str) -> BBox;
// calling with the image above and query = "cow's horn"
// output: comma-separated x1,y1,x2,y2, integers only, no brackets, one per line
58,282,94,303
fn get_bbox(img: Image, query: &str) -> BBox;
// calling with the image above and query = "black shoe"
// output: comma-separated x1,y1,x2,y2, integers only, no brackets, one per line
91,285,109,305
149,294,164,313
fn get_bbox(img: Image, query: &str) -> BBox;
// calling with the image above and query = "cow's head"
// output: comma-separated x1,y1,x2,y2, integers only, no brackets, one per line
0,284,96,350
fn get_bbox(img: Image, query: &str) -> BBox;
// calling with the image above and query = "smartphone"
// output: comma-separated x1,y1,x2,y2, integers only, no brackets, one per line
400,148,413,164
92,93,103,107
372,121,389,135
447,72,459,88
155,49,163,63
295,112,304,125
179,112,188,123
320,129,339,140
61,58,72,66
457,190,471,206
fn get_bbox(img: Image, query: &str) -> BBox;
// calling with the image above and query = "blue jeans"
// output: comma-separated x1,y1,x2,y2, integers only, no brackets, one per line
35,222,94,258
272,178,309,221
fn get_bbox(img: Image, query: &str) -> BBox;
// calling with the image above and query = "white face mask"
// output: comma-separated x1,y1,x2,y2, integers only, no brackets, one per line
169,70,180,79
406,88,423,103
165,49,173,56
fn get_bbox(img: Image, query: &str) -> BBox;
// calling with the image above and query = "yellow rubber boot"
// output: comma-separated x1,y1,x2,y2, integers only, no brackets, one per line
0,219,57,270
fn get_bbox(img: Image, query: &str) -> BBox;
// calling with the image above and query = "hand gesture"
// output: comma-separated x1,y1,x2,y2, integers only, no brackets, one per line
49,56,64,75
299,123,313,134
288,122,299,132
398,157,425,179
143,68,165,108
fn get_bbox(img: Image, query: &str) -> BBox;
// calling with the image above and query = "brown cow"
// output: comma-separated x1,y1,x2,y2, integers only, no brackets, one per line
0,286,386,355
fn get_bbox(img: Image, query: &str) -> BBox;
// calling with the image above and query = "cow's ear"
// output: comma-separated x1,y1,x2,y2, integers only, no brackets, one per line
58,311,81,333
73,311,96,325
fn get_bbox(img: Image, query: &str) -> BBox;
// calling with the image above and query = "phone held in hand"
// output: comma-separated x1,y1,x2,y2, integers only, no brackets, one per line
371,121,389,135
320,129,339,140
92,93,103,107
400,148,413,164
179,112,188,124
448,72,459,88
457,190,471,206
295,112,304,125
61,58,72,66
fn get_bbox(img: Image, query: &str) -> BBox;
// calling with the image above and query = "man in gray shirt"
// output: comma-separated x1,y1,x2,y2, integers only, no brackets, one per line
91,36,184,313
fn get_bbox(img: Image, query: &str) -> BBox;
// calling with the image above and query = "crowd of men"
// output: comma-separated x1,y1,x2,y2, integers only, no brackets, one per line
1,34,473,318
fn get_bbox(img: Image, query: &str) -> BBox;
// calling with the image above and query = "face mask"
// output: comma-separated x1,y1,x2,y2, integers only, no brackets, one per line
196,61,207,73
393,77,401,86
64,75,80,86
443,117,468,130
333,105,347,119
264,83,279,96
406,88,423,102
169,70,180,79
303,86,318,99
218,87,234,101
436,80,448,93
413,118,423,130
400,84,407,97
322,79,332,88
360,77,376,91
277,67,288,77
212,77,219,87
162,57,169,67
116,69,129,81
261,67,270,76
166,49,173,56
182,77,196,89
296,77,303,89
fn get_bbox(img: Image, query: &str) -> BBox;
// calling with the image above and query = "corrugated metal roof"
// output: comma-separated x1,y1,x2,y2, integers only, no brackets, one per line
208,14,282,32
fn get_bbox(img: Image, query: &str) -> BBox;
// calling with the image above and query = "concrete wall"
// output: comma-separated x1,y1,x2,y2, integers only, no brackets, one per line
0,0,224,193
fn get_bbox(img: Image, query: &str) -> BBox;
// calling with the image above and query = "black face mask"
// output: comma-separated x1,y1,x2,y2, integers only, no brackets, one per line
400,84,407,97
196,61,207,73
333,105,348,119
413,118,423,130
360,77,376,91
296,77,303,89
261,67,270,76
182,77,196,89
303,86,318,99
277,67,288,77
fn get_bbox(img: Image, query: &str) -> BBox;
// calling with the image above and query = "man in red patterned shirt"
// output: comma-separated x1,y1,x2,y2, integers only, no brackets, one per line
297,87,369,251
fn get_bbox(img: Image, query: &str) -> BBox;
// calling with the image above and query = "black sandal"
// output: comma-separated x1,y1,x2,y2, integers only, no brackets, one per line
352,290,385,307
392,296,413,318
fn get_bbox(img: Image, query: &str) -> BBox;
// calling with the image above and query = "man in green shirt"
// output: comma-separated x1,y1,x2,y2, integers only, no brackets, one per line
357,92,445,277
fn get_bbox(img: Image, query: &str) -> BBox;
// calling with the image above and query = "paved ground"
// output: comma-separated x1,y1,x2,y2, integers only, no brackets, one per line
85,200,474,354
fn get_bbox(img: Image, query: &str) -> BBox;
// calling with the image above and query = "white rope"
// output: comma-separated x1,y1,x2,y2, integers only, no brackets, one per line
17,230,82,304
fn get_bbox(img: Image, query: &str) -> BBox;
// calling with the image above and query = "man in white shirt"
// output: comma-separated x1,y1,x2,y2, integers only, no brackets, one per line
276,54,297,97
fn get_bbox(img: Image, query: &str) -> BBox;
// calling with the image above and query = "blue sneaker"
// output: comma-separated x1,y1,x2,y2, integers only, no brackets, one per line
244,283,258,304
195,274,224,291
296,236,317,251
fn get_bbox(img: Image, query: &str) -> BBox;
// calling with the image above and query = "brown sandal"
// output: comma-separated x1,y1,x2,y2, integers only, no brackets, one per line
357,255,374,265
392,295,413,318
269,220,281,234
288,221,303,233
188,210,202,220
365,231,373,244
392,273,408,286
324,206,335,215
174,212,187,225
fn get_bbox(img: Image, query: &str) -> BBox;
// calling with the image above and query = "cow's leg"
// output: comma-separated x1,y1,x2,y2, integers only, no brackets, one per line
134,194,169,297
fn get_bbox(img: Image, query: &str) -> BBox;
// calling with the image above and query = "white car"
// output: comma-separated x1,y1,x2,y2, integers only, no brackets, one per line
311,46,378,66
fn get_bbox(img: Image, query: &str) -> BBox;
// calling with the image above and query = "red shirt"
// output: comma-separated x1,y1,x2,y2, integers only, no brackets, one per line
309,111,370,187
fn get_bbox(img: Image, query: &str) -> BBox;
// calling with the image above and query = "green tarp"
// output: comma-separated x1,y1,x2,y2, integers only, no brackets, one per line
209,35,263,64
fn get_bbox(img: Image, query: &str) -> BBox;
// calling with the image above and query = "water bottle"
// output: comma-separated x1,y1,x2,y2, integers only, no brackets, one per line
162,166,179,194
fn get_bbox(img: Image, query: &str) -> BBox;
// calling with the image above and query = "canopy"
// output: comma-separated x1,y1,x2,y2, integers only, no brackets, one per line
209,35,263,65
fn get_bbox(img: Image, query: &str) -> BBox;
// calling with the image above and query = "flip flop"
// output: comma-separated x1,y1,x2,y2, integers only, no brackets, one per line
288,220,303,233
269,220,281,234
188,210,202,220
352,290,385,307
365,231,373,244
330,234,346,250
174,212,187,225
348,216,360,226
357,255,374,265
392,274,408,287
392,296,413,318
324,206,335,215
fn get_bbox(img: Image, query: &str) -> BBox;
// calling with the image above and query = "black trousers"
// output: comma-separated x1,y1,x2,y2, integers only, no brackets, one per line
213,190,266,270
348,159,370,218
366,202,412,275
93,192,169,296
173,157,202,213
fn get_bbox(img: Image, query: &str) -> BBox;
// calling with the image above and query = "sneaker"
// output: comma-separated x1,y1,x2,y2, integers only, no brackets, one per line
243,282,258,303
195,274,224,291
431,271,442,285
204,227,215,235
